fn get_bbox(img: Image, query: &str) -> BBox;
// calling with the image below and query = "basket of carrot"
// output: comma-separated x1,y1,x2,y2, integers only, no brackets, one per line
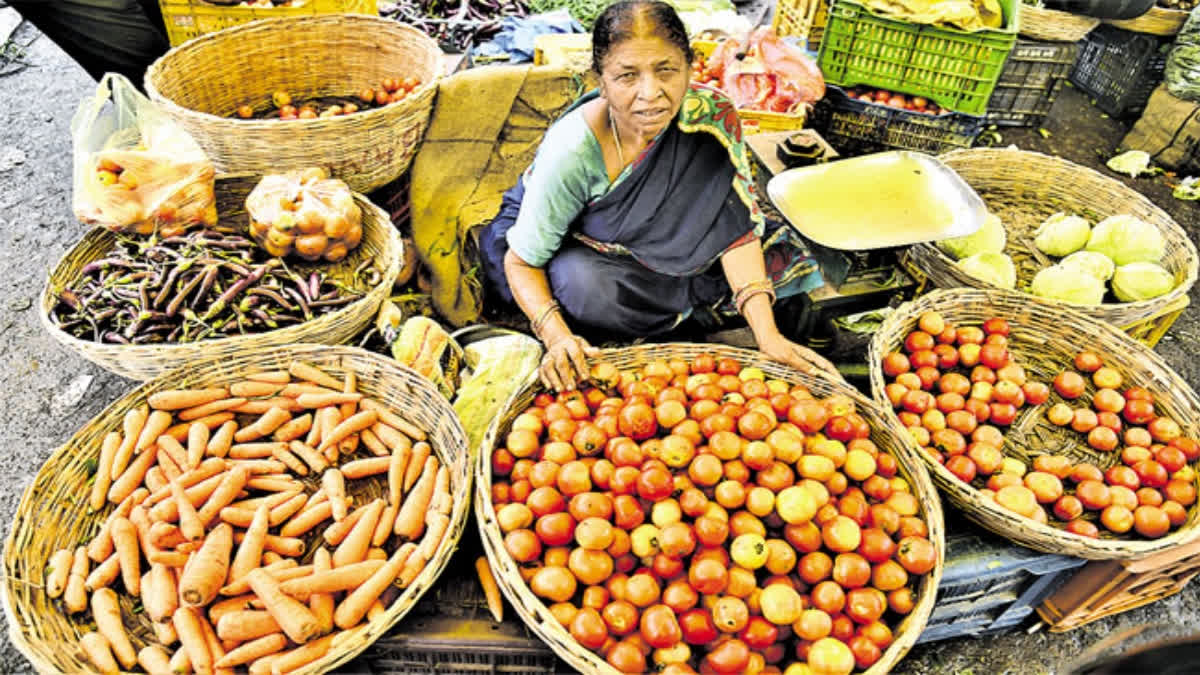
1,344,470,674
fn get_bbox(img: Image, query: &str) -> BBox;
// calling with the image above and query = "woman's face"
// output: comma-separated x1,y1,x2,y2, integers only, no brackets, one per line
599,34,690,140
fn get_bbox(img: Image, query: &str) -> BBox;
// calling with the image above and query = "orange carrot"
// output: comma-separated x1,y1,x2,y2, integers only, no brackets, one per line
245,568,321,644
236,531,304,557
360,398,427,441
209,594,258,624
147,458,226,505
135,410,174,450
296,392,362,408
174,606,214,675
373,503,398,547
92,587,137,668
476,556,503,621
322,502,367,546
309,548,334,634
149,521,185,549
286,440,328,474
230,503,269,585
304,408,325,448
218,560,304,597
157,448,183,482
112,404,147,480
165,412,236,442
267,632,334,675
145,466,168,494
198,609,234,675
172,479,206,542
216,633,287,668
207,421,237,458
279,500,340,538
394,456,438,540
278,559,385,601
268,492,308,526
46,548,73,599
271,413,312,443
229,441,287,459
179,398,249,422
372,422,412,454
152,620,177,646
288,361,343,390
359,427,390,457
80,631,119,675
231,380,286,398
398,549,429,588
404,442,431,493
229,460,288,475
334,543,416,629
180,523,233,607
418,511,451,562
338,373,359,456
229,489,302,513
279,383,338,399
431,464,452,515
318,411,378,453
187,423,211,469
245,476,303,492
149,388,229,411
158,434,188,468
145,563,179,623
138,645,173,675
231,398,301,415
333,499,384,567
388,442,412,507
235,407,293,443
340,456,390,479
84,553,120,592
366,548,388,562
197,466,250,526
322,469,347,521
168,645,192,674
111,516,140,596
90,432,121,512
108,445,157,504
247,370,291,384
367,598,387,621
150,471,225,522
270,445,308,476
89,489,145,562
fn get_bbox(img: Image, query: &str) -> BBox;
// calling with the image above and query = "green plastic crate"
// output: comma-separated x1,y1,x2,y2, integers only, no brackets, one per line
817,0,1020,115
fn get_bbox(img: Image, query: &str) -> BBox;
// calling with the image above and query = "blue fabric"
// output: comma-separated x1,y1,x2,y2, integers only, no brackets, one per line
472,11,585,64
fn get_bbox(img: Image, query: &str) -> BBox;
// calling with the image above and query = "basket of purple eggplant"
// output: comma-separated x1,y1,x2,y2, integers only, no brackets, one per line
41,174,402,381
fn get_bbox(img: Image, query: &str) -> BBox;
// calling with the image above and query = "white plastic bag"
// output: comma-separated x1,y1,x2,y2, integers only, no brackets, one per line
72,73,216,236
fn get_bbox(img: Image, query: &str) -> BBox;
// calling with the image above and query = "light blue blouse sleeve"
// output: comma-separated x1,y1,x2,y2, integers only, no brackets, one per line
505,111,603,268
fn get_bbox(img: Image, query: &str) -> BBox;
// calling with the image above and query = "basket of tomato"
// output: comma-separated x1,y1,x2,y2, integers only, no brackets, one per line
868,288,1200,560
474,343,945,675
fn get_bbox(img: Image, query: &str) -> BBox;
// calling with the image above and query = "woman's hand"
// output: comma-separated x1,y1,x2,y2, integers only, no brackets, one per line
540,333,600,392
757,331,842,380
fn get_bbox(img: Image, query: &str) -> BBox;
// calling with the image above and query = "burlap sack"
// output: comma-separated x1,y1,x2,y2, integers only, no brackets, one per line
1120,83,1200,172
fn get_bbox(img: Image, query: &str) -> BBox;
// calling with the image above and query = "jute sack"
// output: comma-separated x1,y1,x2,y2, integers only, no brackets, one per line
1120,83,1200,172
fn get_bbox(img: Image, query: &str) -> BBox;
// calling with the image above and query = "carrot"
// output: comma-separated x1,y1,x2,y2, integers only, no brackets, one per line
80,631,119,675
277,559,385,601
270,445,308,476
197,466,249,526
322,502,367,546
282,441,325,475
431,464,452,515
207,421,237,458
226,489,302,518
309,547,335,634
334,543,416,629
150,471,225,522
340,456,390,479
288,361,343,390
359,427,390,457
268,632,334,675
361,398,427,441
388,442,412,507
135,410,174,451
269,492,309,526
398,550,429,588
318,411,378,453
247,370,291,384
108,445,157,504
279,500,339,538
187,423,211,469
110,517,141,596
245,476,303,492
168,645,191,674
157,449,183,482
321,468,348,522
333,499,384,567
145,466,168,494
232,398,301,415
218,560,305,596
231,380,286,398
153,619,178,646
295,391,363,408
246,568,321,644
157,433,187,468
138,645,173,675
89,489,145,561
147,457,226,505
149,521,184,549
235,407,293,443
180,523,233,607
90,432,121,512
372,503,398,547
230,459,288,475
476,556,503,621
418,511,451,562
279,383,337,399
304,407,325,448
394,456,438,540
216,633,287,669
230,503,269,586
229,441,287,459
338,373,360,456
179,397,249,422
92,587,137,668
208,594,257,624
171,480,206,542
404,442,431,493
198,609,234,675
165,412,236,442
372,422,412,454
84,553,120,592
174,606,214,675
46,548,73,599
112,404,148,480
236,531,305,557
145,563,179,622
150,388,229,411
270,413,312,444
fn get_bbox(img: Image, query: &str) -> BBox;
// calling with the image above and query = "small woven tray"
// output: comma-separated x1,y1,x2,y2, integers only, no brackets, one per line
1106,6,1189,36
868,288,1200,560
474,343,945,675
1020,5,1101,41
2,344,471,675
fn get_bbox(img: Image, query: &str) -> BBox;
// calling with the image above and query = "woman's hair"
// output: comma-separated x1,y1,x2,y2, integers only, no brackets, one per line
592,0,694,74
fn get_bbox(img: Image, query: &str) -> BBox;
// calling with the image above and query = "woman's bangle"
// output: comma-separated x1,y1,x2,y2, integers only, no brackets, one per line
531,300,561,339
733,279,776,315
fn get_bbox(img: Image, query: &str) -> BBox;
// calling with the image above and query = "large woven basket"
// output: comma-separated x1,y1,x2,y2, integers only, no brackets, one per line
1106,6,1189,35
1020,4,1100,41
907,148,1198,329
145,15,441,193
475,343,945,675
41,175,402,381
868,289,1200,560
2,344,471,675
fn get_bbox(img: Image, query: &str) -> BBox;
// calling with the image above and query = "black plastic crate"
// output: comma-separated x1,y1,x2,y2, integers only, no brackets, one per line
916,515,1087,644
809,85,986,157
1069,24,1171,120
986,39,1079,127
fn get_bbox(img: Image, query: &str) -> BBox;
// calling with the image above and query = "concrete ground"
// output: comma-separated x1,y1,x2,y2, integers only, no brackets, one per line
0,14,1197,675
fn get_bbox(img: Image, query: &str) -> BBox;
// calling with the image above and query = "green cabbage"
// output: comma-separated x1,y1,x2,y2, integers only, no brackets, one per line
1060,251,1116,282
956,251,1016,289
937,213,1006,261
1106,150,1155,178
1034,212,1091,257
1085,215,1166,266
1030,264,1106,305
1112,262,1175,302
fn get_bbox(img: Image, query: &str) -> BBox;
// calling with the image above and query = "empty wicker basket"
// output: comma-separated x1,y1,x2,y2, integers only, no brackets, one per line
146,15,441,193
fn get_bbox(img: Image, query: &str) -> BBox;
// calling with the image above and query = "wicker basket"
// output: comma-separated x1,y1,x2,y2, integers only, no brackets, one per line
1106,6,1190,36
906,148,1198,329
1020,4,1101,41
2,344,471,675
41,175,402,381
145,15,441,194
474,343,945,675
868,288,1200,560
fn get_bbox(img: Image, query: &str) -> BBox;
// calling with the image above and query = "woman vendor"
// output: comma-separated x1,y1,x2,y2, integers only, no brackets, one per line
482,0,836,390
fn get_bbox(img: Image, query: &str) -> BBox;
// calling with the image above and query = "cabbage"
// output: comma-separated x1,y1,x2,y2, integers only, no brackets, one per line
1034,212,1091,257
956,251,1016,289
1060,251,1116,282
1106,150,1154,178
1030,264,1106,305
1112,262,1175,302
1084,215,1166,266
937,213,1006,261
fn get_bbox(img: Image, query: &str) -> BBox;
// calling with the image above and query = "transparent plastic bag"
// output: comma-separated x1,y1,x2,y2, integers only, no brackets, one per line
246,168,363,262
72,73,217,236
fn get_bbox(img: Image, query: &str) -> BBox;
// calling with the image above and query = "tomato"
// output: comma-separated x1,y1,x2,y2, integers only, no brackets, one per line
844,587,887,624
1124,399,1156,425
535,512,576,547
625,572,661,608
504,528,542,563
530,566,577,603
570,607,609,649
712,596,750,633
613,494,646,531
602,600,639,636
810,580,846,614
849,634,883,670
639,604,682,649
857,528,898,564
679,608,719,645
606,640,647,674
705,638,751,674
896,536,937,575
888,587,915,615
1054,371,1086,399
637,466,674,501
662,578,699,613
808,637,855,675
694,516,729,548
570,548,615,586
619,402,658,440
788,399,830,434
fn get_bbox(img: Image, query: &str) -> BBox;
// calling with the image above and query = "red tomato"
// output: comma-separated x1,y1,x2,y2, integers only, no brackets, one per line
679,608,719,645
639,604,682,649
705,638,751,674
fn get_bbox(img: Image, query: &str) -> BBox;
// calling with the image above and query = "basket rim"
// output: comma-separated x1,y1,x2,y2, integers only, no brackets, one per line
1,343,472,675
144,14,442,128
474,343,945,675
40,175,402,380
867,287,1200,560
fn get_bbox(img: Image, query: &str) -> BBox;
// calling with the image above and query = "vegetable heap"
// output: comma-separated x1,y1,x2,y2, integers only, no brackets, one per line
48,360,451,675
49,229,374,345
380,0,530,52
233,78,424,121
1032,213,1174,304
247,168,364,263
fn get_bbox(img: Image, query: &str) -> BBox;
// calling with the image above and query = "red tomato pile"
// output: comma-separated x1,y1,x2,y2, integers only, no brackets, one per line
489,355,937,675
880,311,1198,539
234,77,423,120
843,87,944,116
